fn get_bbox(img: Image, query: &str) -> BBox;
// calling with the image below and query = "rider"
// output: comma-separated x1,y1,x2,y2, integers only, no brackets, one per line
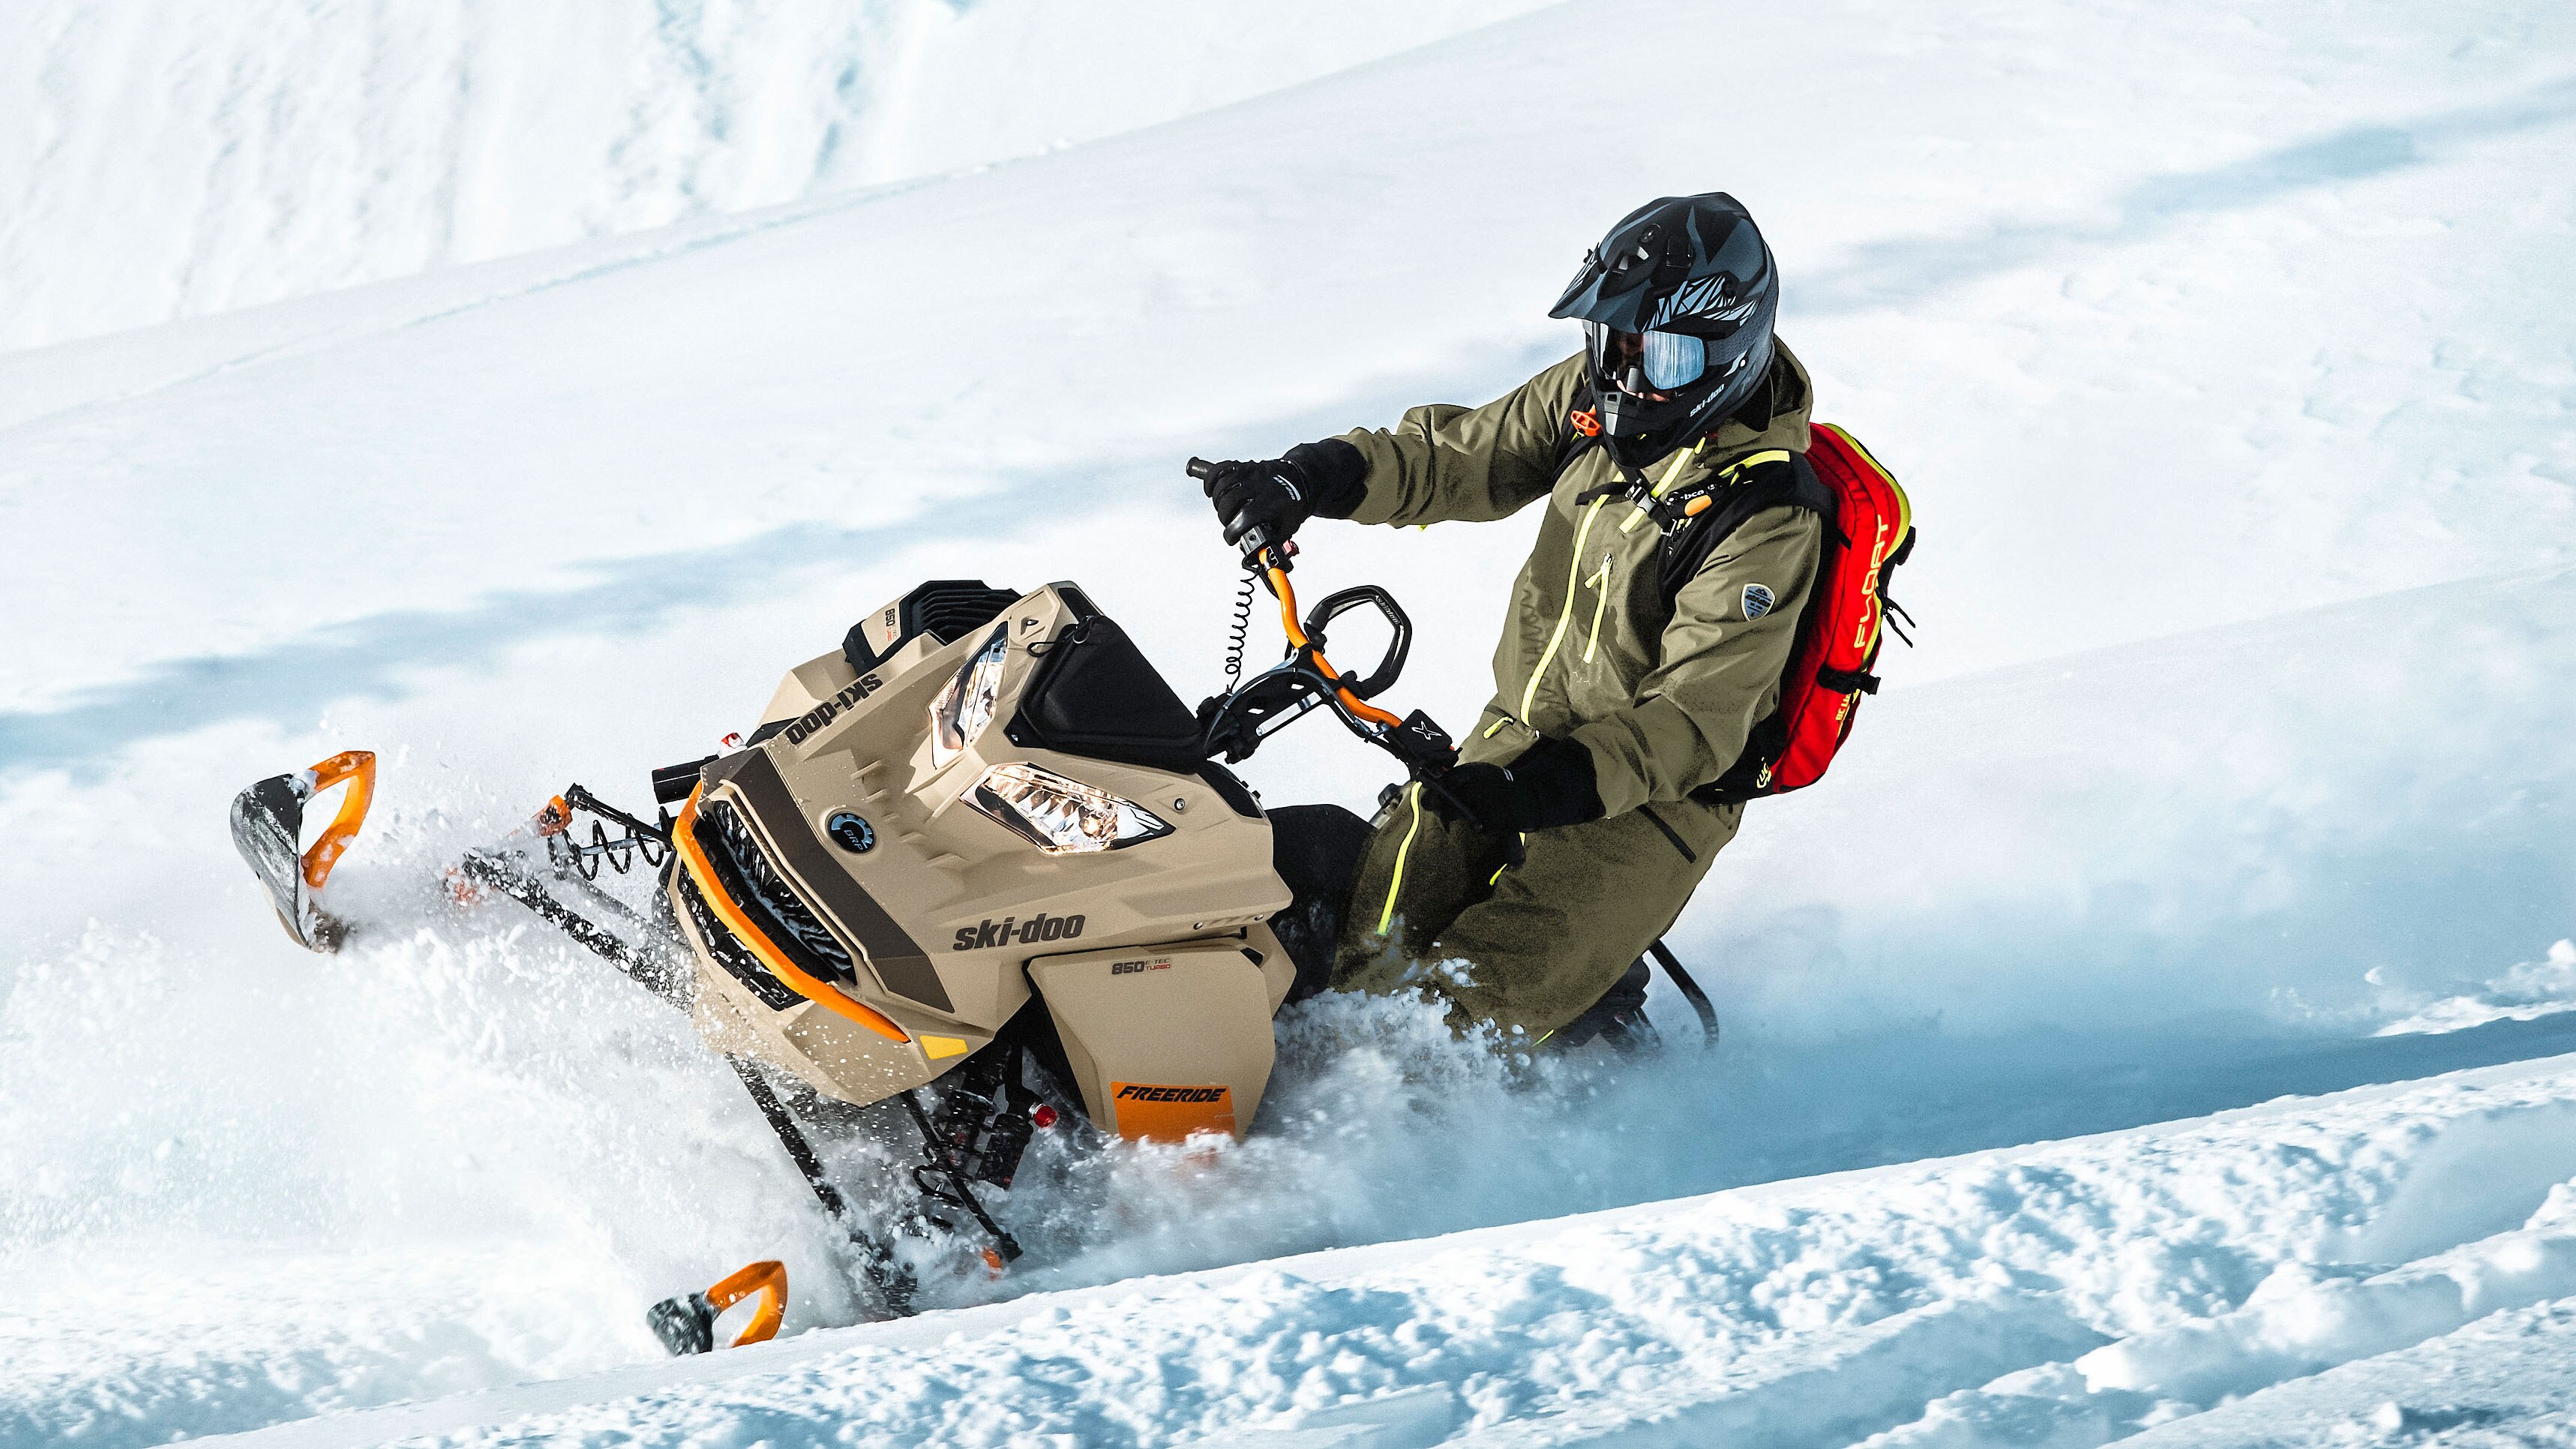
1197,193,1821,1048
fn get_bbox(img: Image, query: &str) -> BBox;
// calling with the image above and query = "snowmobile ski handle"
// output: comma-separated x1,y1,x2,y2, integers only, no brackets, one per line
650,1258,787,1355
298,751,376,891
705,1258,787,1346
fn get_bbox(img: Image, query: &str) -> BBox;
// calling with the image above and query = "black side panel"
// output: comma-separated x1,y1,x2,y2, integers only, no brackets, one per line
847,579,1023,674
705,750,955,1013
1006,611,1205,774
1264,802,1372,1004
1195,761,1264,818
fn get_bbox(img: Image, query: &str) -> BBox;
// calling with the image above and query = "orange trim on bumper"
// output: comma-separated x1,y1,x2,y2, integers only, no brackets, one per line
673,788,911,1045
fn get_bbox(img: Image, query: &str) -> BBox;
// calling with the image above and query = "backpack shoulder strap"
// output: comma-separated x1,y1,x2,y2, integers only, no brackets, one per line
1548,380,1606,491
1656,452,1835,605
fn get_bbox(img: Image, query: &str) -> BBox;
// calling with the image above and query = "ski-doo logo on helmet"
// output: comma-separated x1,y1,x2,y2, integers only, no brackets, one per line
950,912,1087,951
825,812,875,854
781,674,884,748
1741,583,1775,620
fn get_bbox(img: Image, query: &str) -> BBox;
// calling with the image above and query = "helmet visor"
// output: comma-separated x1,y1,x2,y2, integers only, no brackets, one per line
1584,322,1709,392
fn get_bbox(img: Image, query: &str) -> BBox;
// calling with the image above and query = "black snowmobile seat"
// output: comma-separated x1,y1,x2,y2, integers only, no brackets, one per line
1265,802,1372,1004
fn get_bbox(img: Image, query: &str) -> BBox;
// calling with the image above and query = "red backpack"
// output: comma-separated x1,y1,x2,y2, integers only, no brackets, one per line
1553,406,1916,802
1714,422,1915,799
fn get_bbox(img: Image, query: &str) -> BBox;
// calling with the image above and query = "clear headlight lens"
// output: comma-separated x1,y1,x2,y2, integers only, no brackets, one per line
929,626,1011,768
967,763,1174,854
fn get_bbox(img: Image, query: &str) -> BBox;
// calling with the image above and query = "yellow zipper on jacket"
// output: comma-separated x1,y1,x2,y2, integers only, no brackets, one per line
1581,551,1613,662
1372,782,1426,938
1517,494,1611,726
1513,441,1701,726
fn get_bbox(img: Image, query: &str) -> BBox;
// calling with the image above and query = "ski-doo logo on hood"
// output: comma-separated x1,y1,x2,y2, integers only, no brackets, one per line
951,912,1086,951
782,674,883,748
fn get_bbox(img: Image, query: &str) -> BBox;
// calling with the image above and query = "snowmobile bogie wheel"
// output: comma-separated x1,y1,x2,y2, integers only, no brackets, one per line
648,1258,787,1356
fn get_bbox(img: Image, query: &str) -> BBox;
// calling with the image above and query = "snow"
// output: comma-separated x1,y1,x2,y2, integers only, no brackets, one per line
0,0,1553,352
105,1056,2576,1448
4,0,2575,1444
2377,942,2576,1039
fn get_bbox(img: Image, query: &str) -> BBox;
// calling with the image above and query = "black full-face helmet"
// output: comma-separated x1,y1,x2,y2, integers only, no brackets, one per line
1549,193,1779,468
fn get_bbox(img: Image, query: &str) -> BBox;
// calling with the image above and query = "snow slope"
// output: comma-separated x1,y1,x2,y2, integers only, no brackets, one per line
0,0,1552,352
3,0,2575,1444
90,1054,2576,1448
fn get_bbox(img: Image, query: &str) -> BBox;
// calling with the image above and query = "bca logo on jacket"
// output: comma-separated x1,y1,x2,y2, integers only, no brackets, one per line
1741,583,1776,620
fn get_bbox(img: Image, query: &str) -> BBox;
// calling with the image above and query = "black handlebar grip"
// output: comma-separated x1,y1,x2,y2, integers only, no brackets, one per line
1189,456,1278,566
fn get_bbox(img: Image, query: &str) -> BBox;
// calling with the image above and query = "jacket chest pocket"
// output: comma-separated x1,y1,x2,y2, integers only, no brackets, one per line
1579,530,1666,676
1582,548,1615,662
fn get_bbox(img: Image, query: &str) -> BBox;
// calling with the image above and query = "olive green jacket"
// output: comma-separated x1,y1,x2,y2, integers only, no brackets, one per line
1336,344,1823,818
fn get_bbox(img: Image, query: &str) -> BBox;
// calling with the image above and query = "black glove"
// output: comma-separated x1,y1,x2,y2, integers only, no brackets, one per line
1427,736,1605,835
1201,440,1368,554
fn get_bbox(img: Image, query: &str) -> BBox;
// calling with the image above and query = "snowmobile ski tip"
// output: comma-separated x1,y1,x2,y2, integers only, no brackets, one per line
649,1258,786,1355
227,750,376,952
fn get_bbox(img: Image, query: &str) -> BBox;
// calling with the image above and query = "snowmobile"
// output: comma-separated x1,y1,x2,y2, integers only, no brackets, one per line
228,465,1716,1354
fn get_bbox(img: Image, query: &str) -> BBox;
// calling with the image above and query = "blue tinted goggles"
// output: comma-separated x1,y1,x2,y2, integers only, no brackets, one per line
1584,322,1708,391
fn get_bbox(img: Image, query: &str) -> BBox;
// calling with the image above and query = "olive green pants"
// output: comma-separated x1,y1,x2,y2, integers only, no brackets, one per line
1330,786,1742,1042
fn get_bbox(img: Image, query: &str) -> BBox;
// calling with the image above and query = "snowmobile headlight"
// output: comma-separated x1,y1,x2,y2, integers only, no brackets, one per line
929,626,1012,768
967,763,1173,854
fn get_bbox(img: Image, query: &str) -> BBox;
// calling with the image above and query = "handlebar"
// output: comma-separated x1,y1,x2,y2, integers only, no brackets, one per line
1189,456,1480,842
1186,456,1396,724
